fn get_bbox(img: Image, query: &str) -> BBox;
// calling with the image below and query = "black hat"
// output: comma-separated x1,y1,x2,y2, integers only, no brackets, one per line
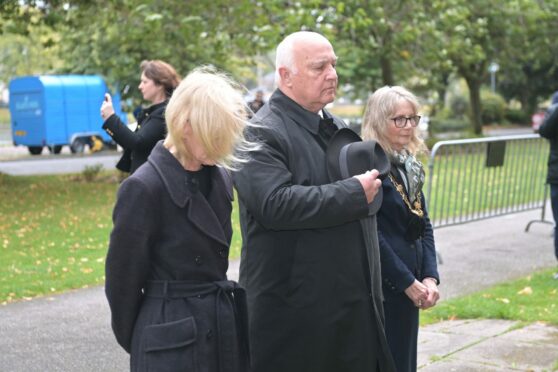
326,128,390,215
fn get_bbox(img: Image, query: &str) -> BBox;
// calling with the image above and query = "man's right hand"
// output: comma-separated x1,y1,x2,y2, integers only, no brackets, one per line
354,169,381,204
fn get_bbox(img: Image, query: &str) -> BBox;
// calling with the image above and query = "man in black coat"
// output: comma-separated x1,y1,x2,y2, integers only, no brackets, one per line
233,31,396,372
538,90,558,277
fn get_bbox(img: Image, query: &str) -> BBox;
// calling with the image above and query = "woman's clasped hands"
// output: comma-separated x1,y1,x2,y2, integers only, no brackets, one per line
404,278,439,309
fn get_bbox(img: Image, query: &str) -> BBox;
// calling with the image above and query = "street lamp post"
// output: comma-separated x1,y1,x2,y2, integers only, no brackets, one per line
488,62,500,92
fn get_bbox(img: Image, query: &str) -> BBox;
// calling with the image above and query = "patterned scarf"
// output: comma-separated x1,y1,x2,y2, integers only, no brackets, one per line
390,149,425,203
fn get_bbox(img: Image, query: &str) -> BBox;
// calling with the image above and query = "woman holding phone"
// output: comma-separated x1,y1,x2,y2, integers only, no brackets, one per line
100,59,180,174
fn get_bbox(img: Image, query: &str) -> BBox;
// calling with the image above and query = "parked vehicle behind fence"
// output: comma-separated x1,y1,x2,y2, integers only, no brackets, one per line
531,108,546,133
9,75,127,155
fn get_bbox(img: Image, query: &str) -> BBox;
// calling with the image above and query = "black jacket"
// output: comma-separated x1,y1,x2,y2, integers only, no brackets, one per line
539,103,558,184
102,100,167,174
233,89,395,372
105,142,248,372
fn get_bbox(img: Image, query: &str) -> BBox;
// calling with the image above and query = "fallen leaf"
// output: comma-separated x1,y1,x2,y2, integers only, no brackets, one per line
517,287,532,295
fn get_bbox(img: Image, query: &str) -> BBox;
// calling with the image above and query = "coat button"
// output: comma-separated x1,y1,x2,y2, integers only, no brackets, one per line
206,329,213,339
219,249,227,258
195,255,203,265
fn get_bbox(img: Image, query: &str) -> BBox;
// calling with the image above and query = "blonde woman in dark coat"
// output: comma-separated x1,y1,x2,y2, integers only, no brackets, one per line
105,67,256,372
362,86,440,372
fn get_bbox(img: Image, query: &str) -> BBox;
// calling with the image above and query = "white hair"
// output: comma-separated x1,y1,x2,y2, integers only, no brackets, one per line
274,31,330,86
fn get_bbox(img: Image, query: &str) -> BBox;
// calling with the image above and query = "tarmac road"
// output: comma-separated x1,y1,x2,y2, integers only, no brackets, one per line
1,207,557,371
0,152,120,175
0,144,120,175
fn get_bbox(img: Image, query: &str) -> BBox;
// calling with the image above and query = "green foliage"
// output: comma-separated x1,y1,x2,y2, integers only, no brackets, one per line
1,0,558,123
0,15,63,82
428,117,469,133
449,95,469,119
446,88,520,126
480,89,507,124
421,268,558,326
505,108,530,125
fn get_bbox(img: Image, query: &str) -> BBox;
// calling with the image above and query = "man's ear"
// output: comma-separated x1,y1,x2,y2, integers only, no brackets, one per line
278,67,292,87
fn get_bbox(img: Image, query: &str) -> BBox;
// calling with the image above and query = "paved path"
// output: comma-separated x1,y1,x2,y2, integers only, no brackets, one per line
1,208,557,371
0,152,119,175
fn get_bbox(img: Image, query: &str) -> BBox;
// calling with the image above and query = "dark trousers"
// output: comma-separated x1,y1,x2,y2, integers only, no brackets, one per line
383,294,419,372
550,184,558,261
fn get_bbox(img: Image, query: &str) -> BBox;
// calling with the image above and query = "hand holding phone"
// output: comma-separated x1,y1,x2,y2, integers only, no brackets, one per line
100,93,115,120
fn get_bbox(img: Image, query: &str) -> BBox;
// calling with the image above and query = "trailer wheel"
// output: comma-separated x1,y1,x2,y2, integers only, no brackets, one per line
28,146,43,155
48,145,63,154
70,138,86,154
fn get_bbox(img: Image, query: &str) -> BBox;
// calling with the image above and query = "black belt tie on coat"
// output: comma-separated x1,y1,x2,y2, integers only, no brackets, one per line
144,280,250,372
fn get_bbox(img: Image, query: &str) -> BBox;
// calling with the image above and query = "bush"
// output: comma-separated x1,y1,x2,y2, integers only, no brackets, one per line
449,95,469,118
81,164,104,182
480,90,506,125
429,117,469,133
505,108,530,125
448,90,509,126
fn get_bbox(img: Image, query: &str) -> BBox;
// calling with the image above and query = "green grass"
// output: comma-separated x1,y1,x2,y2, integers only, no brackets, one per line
0,172,118,304
0,149,553,314
0,171,244,304
421,268,558,326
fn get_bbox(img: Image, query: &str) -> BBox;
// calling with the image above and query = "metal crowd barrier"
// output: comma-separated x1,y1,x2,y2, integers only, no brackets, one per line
425,134,553,230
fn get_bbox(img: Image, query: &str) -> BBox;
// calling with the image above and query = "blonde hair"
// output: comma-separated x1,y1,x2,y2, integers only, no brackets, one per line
164,66,258,171
362,85,427,155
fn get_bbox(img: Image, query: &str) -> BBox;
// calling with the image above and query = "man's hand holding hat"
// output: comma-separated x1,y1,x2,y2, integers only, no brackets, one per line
354,169,382,204
326,127,390,215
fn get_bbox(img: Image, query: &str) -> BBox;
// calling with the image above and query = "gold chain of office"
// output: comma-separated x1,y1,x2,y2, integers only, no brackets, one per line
388,174,424,218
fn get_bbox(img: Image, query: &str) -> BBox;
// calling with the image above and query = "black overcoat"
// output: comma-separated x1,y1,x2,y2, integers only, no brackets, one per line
539,103,558,184
378,168,440,372
105,141,248,372
233,90,395,372
102,100,167,173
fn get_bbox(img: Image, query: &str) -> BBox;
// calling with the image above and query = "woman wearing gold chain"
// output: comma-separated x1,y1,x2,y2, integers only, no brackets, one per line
362,86,440,372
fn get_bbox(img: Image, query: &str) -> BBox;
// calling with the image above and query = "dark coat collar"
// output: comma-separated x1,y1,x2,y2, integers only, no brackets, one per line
137,100,168,124
144,99,168,115
147,141,231,246
271,89,334,135
147,141,192,207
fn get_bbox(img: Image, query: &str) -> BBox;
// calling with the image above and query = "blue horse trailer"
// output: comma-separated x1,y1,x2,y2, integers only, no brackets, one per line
9,75,127,155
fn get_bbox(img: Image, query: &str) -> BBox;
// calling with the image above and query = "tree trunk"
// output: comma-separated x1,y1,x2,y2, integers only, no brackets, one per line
433,72,450,117
379,54,395,86
465,77,483,135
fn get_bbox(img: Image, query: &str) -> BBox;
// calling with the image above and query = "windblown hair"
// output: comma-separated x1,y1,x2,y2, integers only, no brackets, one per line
164,66,258,171
140,60,181,98
362,85,427,156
